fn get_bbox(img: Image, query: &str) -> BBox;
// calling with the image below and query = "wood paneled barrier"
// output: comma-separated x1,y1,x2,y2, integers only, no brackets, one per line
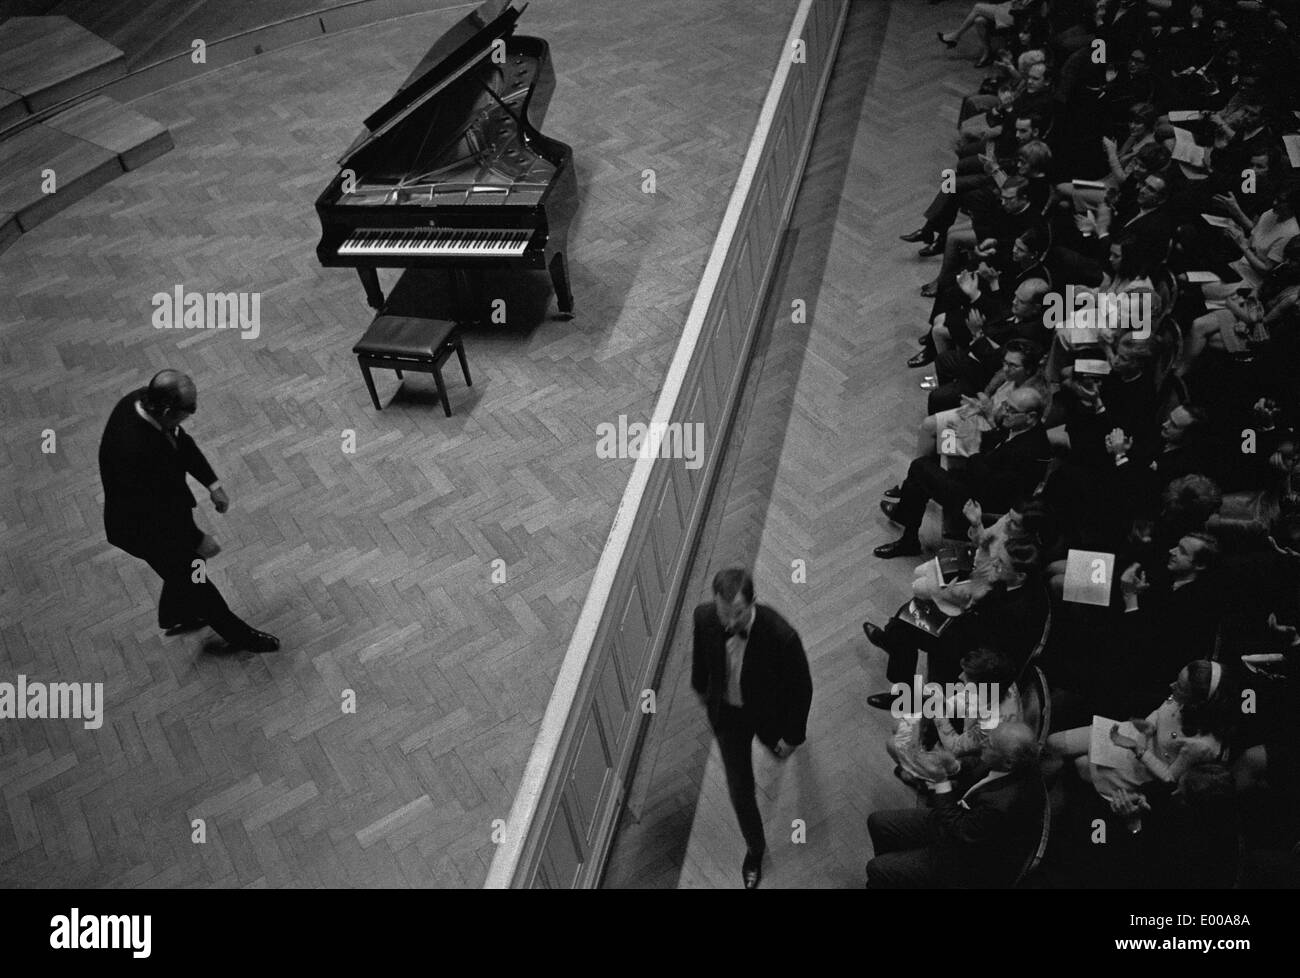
485,0,849,889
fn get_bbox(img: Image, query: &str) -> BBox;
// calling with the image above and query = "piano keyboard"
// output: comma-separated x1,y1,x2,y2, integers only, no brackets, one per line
338,228,532,258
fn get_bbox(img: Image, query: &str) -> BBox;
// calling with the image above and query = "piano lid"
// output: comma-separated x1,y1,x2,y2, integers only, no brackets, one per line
337,0,525,168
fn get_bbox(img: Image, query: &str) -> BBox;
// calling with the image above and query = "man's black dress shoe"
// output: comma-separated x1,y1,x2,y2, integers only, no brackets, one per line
874,537,922,559
163,618,208,635
907,348,935,368
899,227,932,244
937,31,958,49
742,851,763,889
880,499,899,522
883,484,902,499
919,280,939,298
231,629,281,653
918,237,946,258
867,692,896,711
862,621,887,649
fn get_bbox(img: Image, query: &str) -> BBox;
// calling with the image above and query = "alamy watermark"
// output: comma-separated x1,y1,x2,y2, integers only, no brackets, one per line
50,909,150,958
1043,285,1152,339
151,284,261,339
0,675,103,729
890,676,1001,724
595,415,705,470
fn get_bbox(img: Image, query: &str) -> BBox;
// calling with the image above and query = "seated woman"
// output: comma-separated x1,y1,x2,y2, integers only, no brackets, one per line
887,646,1021,788
937,2,1019,68
1200,185,1300,302
1180,235,1300,373
1045,660,1235,801
1043,235,1159,382
1053,102,1160,212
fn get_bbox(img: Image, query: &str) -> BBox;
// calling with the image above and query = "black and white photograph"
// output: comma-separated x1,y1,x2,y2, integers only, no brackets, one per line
0,0,1295,953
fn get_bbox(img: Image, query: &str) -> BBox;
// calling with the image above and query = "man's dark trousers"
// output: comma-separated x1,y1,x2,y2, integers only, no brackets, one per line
120,538,252,643
892,455,972,534
866,809,941,888
713,702,767,859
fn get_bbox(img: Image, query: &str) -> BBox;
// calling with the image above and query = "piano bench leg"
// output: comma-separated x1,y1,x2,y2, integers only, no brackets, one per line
394,368,403,379
358,360,383,411
432,364,452,417
454,338,472,387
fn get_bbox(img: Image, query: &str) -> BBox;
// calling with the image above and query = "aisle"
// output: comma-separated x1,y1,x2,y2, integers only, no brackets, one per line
603,0,981,888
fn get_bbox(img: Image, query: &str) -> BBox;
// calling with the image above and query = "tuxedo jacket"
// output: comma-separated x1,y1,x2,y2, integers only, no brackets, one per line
98,388,217,556
933,767,1046,888
691,602,813,749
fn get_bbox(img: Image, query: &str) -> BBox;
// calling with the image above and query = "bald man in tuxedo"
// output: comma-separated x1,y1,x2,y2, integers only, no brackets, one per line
99,370,279,652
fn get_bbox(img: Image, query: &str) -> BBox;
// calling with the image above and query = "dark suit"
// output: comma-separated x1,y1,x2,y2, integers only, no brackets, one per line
692,601,813,857
891,424,1053,535
866,767,1046,888
1109,575,1222,715
881,578,1050,688
98,388,252,642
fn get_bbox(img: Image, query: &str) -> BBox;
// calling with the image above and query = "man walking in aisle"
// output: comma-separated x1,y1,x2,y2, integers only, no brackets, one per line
692,568,813,888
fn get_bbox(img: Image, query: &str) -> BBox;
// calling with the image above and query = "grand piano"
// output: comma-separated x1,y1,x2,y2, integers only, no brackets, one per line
315,0,577,318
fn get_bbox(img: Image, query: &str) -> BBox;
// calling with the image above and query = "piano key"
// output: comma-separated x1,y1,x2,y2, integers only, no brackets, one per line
338,227,532,257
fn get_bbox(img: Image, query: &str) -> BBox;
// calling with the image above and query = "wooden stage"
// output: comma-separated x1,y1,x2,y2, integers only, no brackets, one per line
0,0,796,888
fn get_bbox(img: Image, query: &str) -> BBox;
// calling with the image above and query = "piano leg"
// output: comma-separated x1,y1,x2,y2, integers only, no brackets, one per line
357,267,386,311
549,252,574,318
451,269,476,321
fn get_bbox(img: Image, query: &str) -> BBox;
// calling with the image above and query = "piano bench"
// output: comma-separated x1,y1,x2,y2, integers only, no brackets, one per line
352,315,471,415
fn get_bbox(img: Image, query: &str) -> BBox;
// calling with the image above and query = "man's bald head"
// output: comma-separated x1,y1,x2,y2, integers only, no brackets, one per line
142,370,197,420
986,721,1039,773
999,387,1044,434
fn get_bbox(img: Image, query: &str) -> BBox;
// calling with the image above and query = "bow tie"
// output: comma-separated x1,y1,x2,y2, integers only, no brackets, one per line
724,625,749,640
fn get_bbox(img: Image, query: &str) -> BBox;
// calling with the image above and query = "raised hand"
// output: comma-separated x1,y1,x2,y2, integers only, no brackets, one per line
1120,562,1149,598
1104,427,1133,457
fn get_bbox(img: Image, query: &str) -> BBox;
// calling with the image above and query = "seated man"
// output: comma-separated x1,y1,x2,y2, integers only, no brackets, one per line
1109,532,1225,713
927,279,1051,413
876,387,1052,559
866,721,1045,888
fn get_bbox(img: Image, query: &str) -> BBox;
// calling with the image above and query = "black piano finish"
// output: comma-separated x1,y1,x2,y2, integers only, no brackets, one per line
314,0,577,316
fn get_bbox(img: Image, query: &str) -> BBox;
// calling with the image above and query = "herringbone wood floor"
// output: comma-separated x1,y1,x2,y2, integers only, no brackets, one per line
601,0,988,888
0,0,796,888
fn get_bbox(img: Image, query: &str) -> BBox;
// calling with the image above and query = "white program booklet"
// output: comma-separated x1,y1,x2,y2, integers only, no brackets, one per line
1284,133,1300,168
1172,127,1208,168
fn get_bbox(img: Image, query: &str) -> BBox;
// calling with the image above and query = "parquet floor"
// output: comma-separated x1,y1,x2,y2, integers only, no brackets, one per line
0,0,796,888
601,0,986,888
